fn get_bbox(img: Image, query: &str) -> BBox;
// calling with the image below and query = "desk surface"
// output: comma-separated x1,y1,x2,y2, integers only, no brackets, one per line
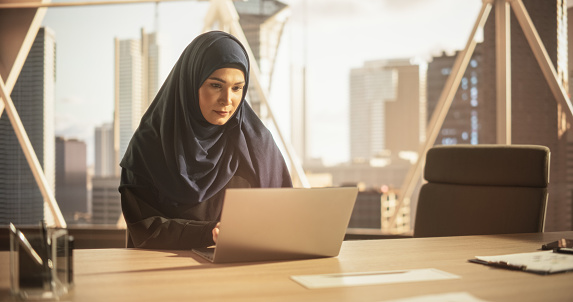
1,231,572,302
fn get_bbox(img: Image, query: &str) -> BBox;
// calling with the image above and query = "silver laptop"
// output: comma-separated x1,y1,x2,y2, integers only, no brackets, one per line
192,187,358,263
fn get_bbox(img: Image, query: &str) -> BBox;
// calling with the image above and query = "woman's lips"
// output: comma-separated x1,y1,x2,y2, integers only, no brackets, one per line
215,110,229,116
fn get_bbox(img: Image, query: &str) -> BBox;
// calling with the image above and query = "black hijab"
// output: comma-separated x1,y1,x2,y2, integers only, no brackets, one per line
120,31,292,206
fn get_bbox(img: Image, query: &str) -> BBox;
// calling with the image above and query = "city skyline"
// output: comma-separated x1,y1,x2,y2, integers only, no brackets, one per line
4,0,571,231
42,0,483,166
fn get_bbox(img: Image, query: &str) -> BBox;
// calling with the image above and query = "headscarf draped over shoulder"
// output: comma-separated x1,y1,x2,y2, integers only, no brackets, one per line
120,31,292,206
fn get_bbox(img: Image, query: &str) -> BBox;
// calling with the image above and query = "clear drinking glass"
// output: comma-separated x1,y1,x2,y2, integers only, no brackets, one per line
9,224,70,300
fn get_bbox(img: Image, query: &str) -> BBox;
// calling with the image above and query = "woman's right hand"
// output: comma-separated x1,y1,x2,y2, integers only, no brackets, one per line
212,222,220,243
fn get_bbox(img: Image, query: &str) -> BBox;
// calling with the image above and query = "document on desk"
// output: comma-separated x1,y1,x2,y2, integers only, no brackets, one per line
290,268,460,289
470,250,573,275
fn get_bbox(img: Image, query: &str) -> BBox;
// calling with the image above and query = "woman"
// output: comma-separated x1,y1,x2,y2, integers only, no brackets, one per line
119,31,292,249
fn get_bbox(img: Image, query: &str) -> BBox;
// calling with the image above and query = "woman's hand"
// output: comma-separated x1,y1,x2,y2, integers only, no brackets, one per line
212,222,220,243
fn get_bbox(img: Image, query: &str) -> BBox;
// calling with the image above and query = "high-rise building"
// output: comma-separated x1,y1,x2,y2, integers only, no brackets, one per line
94,123,115,177
349,61,396,161
234,0,288,116
91,176,121,225
565,6,573,232
348,191,382,229
142,32,160,112
0,27,55,225
384,60,427,155
426,47,490,146
347,59,425,234
349,59,426,161
55,137,87,224
114,29,159,171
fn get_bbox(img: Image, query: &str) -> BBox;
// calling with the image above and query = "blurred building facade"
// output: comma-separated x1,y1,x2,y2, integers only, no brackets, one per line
91,176,121,225
0,27,55,225
348,190,382,229
427,47,487,146
114,29,159,170
344,58,427,233
234,0,289,116
98,29,160,225
568,5,573,232
94,123,115,177
55,137,87,224
349,59,426,162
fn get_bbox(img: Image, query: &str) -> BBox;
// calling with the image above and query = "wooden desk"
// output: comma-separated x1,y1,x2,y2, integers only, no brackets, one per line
1,231,572,301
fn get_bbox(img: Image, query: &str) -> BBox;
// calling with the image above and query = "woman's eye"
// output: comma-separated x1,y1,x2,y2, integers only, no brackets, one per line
210,83,221,88
233,86,243,92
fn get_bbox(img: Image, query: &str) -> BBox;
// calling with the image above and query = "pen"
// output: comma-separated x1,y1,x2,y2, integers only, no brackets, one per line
325,271,408,278
553,247,573,255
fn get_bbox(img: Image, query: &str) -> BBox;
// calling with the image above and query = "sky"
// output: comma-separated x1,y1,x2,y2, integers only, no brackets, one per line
41,0,483,166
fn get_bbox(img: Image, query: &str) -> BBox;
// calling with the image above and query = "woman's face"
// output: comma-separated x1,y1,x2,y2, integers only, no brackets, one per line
198,67,245,125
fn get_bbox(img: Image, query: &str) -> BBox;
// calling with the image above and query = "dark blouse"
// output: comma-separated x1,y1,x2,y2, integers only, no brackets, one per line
120,168,251,249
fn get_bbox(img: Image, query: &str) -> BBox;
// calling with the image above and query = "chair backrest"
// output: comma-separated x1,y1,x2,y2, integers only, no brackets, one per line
413,144,550,238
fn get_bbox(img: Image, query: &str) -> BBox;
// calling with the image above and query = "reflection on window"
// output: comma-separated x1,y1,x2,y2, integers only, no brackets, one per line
471,110,479,144
441,137,458,145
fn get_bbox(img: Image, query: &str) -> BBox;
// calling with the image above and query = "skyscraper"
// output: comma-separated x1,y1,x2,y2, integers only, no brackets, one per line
426,47,489,146
91,176,121,225
349,59,426,162
94,123,115,177
234,0,288,115
114,29,159,170
0,27,55,225
384,60,427,156
55,137,87,224
349,61,396,161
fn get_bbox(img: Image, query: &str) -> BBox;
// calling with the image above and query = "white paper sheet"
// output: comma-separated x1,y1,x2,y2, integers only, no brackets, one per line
379,292,490,302
290,268,460,289
474,250,573,274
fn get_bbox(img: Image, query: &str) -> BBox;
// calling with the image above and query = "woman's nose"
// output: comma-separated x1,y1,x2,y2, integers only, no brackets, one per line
219,89,233,105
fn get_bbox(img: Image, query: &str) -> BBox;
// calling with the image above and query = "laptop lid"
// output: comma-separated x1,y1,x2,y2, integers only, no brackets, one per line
197,187,358,263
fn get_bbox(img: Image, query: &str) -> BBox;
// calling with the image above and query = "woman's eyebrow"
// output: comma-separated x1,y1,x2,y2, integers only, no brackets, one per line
208,76,245,85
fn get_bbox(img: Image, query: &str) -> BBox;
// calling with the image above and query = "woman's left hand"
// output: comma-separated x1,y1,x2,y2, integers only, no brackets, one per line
212,222,221,243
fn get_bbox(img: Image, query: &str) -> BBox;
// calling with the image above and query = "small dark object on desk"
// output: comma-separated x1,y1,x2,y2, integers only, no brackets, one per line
541,238,573,250
553,247,573,255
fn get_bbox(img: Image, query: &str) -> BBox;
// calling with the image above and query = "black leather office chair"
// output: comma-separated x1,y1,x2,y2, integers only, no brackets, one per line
413,144,550,238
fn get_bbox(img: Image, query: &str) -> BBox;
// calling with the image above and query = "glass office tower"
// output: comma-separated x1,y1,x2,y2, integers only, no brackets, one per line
0,27,56,225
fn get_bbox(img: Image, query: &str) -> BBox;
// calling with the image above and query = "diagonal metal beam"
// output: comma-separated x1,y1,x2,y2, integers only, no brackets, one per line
496,0,511,144
0,0,204,9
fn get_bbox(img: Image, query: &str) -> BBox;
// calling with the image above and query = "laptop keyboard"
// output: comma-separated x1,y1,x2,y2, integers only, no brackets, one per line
192,248,215,261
